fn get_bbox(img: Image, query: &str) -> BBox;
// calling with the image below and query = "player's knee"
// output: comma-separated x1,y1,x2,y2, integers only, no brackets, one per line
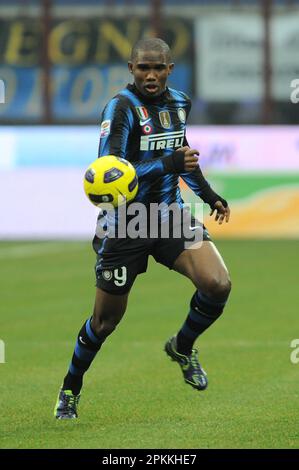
91,315,118,337
97,321,117,337
91,306,126,338
200,275,231,301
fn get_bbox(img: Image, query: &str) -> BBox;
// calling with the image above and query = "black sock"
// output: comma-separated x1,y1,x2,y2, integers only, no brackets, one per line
62,317,106,395
62,372,83,396
176,290,228,356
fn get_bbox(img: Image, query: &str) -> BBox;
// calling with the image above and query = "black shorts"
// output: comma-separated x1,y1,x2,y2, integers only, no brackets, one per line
93,208,211,295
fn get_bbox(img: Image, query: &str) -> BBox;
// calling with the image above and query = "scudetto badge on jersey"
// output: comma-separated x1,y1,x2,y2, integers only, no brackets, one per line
177,108,186,123
135,106,148,120
100,120,111,137
159,111,171,129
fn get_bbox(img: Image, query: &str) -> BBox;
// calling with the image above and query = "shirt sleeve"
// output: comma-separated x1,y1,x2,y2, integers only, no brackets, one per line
179,99,214,199
98,97,131,159
98,96,170,180
132,159,166,179
180,132,213,198
180,168,213,199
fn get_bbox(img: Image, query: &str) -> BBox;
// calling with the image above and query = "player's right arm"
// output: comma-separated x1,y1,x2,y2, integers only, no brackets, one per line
132,150,198,178
98,98,198,179
98,97,130,159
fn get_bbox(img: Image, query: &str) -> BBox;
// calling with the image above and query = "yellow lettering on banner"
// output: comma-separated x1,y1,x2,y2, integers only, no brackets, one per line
95,20,139,62
5,21,40,65
49,21,90,64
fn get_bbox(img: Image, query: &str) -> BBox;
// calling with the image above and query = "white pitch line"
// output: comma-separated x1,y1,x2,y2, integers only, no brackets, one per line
0,242,87,259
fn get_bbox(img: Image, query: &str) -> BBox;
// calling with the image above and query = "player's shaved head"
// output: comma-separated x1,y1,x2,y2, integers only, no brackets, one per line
128,38,174,98
130,38,172,63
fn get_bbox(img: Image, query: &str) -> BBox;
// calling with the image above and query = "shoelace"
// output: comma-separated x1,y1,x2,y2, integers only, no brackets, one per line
62,394,79,413
189,349,202,372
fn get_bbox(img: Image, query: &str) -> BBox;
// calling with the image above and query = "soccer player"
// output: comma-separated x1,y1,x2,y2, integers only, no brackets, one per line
54,38,231,419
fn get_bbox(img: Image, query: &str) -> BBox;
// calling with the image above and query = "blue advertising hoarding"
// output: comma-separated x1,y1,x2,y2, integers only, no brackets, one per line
0,16,194,122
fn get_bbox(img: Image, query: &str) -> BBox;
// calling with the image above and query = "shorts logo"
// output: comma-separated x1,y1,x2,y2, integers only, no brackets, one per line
100,120,111,138
159,111,171,129
135,106,148,120
102,270,113,281
142,124,152,135
177,108,186,123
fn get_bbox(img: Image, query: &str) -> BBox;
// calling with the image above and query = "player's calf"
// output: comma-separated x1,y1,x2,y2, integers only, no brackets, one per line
176,286,231,356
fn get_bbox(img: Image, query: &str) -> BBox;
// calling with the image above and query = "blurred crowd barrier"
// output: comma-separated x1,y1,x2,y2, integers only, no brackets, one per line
1,125,298,239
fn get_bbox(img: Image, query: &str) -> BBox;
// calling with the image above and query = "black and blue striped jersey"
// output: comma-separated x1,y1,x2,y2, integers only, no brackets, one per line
98,83,210,208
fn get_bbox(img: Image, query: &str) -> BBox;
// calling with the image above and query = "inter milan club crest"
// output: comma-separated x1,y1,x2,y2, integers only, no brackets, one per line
159,110,171,129
102,270,113,281
177,108,186,123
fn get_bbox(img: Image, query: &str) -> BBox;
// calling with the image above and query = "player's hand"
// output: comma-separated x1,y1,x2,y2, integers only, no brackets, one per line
178,146,199,172
210,201,231,224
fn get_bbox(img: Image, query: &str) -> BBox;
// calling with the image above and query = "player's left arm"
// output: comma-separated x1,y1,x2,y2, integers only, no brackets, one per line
181,166,230,224
180,98,230,225
180,138,230,224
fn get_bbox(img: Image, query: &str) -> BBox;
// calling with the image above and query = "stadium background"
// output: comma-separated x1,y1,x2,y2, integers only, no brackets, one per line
0,0,298,449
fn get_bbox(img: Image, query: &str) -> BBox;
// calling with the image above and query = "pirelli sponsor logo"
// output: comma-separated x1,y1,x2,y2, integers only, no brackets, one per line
140,130,185,151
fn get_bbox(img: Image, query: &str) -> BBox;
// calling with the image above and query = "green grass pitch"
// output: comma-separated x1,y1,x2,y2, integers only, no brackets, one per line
0,240,298,449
